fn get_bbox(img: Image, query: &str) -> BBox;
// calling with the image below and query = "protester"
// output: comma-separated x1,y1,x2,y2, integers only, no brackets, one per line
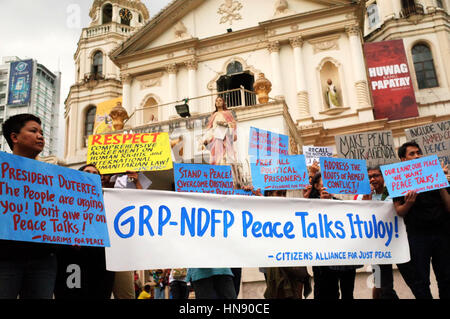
306,172,360,299
393,141,450,299
151,269,169,299
137,284,152,300
186,268,236,299
0,114,57,299
54,163,115,299
169,268,189,299
263,190,312,299
357,166,399,299
111,171,150,299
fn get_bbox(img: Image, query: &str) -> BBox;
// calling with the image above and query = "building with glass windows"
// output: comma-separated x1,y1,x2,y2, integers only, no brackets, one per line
0,56,61,157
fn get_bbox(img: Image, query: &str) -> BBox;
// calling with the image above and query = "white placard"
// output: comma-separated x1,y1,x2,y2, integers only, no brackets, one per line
302,145,333,166
104,189,410,271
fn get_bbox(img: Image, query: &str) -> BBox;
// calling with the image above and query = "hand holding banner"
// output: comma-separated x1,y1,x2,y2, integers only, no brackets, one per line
104,189,410,270
251,155,309,191
87,132,173,174
381,155,449,197
174,163,234,194
249,127,289,158
0,152,109,247
320,157,371,194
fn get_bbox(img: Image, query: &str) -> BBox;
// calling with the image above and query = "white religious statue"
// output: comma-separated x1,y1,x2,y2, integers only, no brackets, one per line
274,0,294,16
325,79,341,108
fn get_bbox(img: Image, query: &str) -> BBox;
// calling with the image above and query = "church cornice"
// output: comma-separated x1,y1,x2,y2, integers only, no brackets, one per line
110,0,364,66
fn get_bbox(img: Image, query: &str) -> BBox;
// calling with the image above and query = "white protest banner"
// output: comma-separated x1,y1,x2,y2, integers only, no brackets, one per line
335,130,397,167
302,145,333,166
104,189,409,271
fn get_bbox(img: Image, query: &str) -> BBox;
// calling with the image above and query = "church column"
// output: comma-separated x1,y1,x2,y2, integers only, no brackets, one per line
383,0,395,20
346,25,371,108
289,37,310,119
121,73,132,118
392,0,401,19
185,59,199,115
112,3,120,24
268,41,284,99
166,63,178,120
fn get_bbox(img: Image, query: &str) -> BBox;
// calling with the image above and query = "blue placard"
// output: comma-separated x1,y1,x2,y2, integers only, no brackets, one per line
7,60,33,106
381,155,449,198
0,151,110,247
320,157,371,194
174,163,234,195
251,155,309,191
248,127,289,159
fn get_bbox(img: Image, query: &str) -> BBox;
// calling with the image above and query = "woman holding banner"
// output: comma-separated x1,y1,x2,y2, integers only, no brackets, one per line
54,164,115,299
203,96,237,165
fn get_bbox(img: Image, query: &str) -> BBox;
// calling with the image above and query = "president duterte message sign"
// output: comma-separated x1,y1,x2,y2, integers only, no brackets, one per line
364,40,418,121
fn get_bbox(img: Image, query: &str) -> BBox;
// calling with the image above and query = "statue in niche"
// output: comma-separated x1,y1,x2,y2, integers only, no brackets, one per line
325,79,341,108
274,0,294,16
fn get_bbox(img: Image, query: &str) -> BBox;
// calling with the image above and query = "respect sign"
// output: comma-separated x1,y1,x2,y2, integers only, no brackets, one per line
335,131,397,167
104,189,409,270
320,157,371,194
0,152,110,247
405,120,450,166
174,163,234,195
87,132,173,174
381,155,449,198
250,155,309,191
248,127,289,159
302,146,333,166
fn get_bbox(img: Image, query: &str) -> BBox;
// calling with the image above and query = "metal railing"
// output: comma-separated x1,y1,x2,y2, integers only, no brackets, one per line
127,86,259,125
401,2,424,18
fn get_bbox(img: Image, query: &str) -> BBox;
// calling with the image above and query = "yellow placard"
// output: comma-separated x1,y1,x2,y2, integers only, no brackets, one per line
93,97,122,135
87,132,173,174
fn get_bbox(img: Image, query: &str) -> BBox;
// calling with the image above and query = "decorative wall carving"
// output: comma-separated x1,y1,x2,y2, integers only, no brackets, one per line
218,0,243,25
308,35,340,54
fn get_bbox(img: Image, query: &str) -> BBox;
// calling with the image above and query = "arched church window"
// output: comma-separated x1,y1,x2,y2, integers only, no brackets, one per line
102,4,113,24
226,61,243,75
92,51,103,77
412,43,438,89
84,106,97,139
217,61,254,107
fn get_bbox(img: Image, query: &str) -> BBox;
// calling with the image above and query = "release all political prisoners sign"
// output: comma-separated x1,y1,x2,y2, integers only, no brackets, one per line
0,152,110,247
335,130,397,167
103,189,410,270
251,155,309,191
364,39,419,121
380,155,449,198
405,120,450,166
87,132,173,174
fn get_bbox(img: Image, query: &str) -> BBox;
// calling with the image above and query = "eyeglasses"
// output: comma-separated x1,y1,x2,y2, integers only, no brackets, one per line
368,173,382,179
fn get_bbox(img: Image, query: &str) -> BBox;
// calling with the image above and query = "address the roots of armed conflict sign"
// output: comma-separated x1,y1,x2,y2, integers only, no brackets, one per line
87,132,173,174
364,39,419,121
104,189,410,270
0,152,110,247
